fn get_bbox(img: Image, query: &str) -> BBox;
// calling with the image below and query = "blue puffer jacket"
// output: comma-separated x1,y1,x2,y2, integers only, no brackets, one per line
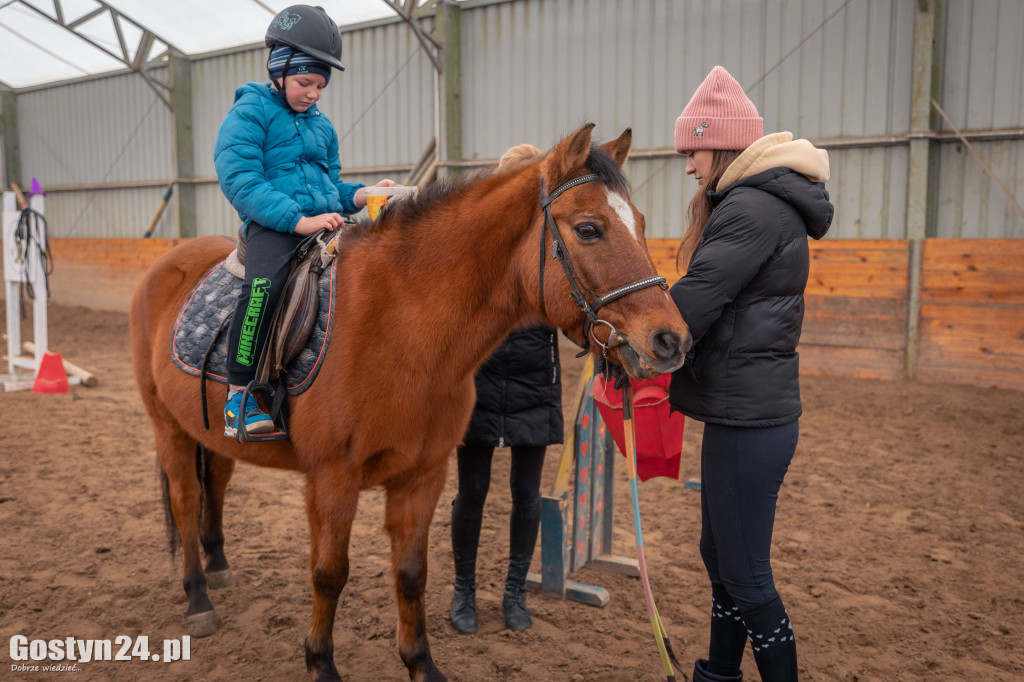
214,82,362,233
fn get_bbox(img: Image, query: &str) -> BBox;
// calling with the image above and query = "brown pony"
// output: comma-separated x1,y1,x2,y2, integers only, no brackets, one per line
130,123,690,681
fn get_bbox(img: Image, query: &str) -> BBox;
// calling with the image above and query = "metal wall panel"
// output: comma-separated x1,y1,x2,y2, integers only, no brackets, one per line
934,0,1024,239
624,156,690,241
460,0,914,158
826,145,910,239
319,18,436,171
6,0,1022,242
935,139,1024,239
15,69,174,238
194,182,237,238
942,0,1024,131
634,144,913,242
38,186,177,239
18,70,174,186
458,0,917,241
191,49,268,180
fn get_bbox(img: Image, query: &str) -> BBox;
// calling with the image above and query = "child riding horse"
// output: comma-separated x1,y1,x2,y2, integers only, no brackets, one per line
130,123,690,681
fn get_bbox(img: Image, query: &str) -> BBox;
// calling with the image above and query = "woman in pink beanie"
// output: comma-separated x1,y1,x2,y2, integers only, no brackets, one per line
667,66,833,682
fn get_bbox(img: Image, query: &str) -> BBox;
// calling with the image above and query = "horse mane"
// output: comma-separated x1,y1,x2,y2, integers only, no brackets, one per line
371,169,494,233
582,143,631,196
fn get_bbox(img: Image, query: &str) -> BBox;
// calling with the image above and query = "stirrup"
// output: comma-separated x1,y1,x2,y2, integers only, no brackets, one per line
236,382,289,443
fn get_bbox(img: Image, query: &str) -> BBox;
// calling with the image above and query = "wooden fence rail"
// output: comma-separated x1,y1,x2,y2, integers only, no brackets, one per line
647,238,1023,391
28,237,1024,391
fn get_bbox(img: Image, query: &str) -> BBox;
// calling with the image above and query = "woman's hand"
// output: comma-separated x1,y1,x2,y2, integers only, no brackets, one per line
354,178,400,208
294,213,344,236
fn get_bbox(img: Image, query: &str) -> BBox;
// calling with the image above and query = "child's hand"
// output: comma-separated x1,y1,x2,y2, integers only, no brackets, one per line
354,179,401,208
295,213,345,235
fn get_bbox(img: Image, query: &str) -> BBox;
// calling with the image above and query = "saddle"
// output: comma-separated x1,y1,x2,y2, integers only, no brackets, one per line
172,225,344,443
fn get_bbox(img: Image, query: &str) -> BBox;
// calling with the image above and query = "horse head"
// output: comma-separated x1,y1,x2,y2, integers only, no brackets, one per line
530,123,691,378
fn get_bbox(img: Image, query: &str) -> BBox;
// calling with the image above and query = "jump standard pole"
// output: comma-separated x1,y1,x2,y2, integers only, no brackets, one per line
2,188,79,392
527,355,640,606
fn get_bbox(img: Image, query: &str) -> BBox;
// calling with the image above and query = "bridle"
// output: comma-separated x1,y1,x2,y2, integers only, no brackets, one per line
538,174,668,355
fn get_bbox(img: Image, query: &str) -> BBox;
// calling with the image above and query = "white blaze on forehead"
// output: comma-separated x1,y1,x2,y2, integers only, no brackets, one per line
605,187,639,242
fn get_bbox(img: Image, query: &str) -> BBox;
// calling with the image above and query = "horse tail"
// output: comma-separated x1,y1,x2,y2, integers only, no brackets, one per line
158,444,208,558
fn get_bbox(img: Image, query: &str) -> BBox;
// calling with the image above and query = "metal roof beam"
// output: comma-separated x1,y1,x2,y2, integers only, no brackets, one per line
13,0,177,108
381,0,442,72
65,5,105,30
110,6,130,62
131,31,154,71
246,0,276,15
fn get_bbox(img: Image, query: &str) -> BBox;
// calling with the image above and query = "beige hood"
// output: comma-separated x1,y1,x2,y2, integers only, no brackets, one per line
719,132,830,190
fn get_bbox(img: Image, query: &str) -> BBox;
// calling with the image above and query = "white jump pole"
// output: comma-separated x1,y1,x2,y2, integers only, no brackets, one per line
3,190,50,384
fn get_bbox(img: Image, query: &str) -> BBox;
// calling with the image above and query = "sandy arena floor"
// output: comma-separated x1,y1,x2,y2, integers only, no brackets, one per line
1,302,1022,681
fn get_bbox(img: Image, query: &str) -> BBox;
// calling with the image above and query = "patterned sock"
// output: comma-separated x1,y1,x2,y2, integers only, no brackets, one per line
740,596,797,682
706,583,746,676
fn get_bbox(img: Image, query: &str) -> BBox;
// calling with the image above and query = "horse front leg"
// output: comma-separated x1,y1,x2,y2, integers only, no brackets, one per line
157,433,219,637
385,464,449,682
303,467,360,682
200,448,237,589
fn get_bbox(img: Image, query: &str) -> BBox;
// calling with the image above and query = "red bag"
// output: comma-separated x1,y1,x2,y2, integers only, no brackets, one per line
591,373,685,482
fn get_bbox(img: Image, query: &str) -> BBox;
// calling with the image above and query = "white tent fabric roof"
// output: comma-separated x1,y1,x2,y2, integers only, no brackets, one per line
0,0,417,89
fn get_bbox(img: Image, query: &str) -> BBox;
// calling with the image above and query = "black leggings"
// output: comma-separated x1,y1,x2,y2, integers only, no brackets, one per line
455,443,546,510
227,224,302,386
699,420,799,682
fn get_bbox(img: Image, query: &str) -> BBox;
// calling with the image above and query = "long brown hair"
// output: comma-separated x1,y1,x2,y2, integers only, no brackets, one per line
675,149,744,274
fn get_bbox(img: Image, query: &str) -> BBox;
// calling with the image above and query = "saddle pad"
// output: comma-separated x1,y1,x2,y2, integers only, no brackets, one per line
170,260,336,395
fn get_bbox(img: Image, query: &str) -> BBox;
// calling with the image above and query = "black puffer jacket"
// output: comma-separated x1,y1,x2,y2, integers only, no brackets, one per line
462,325,564,448
669,136,833,427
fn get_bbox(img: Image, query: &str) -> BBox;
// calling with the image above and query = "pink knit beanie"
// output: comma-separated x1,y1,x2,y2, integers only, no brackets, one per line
675,66,763,152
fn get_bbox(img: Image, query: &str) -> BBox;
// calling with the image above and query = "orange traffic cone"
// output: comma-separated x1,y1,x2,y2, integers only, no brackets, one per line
33,351,69,394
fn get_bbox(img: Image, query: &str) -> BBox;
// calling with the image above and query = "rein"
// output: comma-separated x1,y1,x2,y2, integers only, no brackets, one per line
622,382,686,681
538,175,668,355
540,174,681,676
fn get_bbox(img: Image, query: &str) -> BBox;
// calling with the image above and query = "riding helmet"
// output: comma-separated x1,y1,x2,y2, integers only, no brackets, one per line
265,5,345,72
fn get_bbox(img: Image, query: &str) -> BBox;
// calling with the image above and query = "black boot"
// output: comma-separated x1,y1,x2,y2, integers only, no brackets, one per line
692,659,744,682
502,500,540,632
450,495,482,635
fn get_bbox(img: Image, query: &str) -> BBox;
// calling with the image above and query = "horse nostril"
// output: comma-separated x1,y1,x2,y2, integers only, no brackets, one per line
650,330,684,360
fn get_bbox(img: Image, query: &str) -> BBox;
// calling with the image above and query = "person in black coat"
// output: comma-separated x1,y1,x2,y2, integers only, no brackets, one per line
449,324,563,634
669,67,833,682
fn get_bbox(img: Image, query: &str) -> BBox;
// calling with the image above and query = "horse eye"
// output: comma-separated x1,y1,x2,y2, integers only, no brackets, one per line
574,223,600,240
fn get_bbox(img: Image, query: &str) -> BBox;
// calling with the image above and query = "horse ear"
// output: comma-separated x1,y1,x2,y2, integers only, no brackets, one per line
543,122,596,185
602,128,632,168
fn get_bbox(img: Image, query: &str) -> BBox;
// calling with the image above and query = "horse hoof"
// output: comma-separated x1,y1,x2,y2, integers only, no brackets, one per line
206,569,236,589
414,662,447,682
187,610,219,638
312,672,343,682
311,667,343,682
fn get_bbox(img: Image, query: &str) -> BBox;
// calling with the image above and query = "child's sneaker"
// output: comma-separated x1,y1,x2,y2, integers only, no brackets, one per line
224,388,275,438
